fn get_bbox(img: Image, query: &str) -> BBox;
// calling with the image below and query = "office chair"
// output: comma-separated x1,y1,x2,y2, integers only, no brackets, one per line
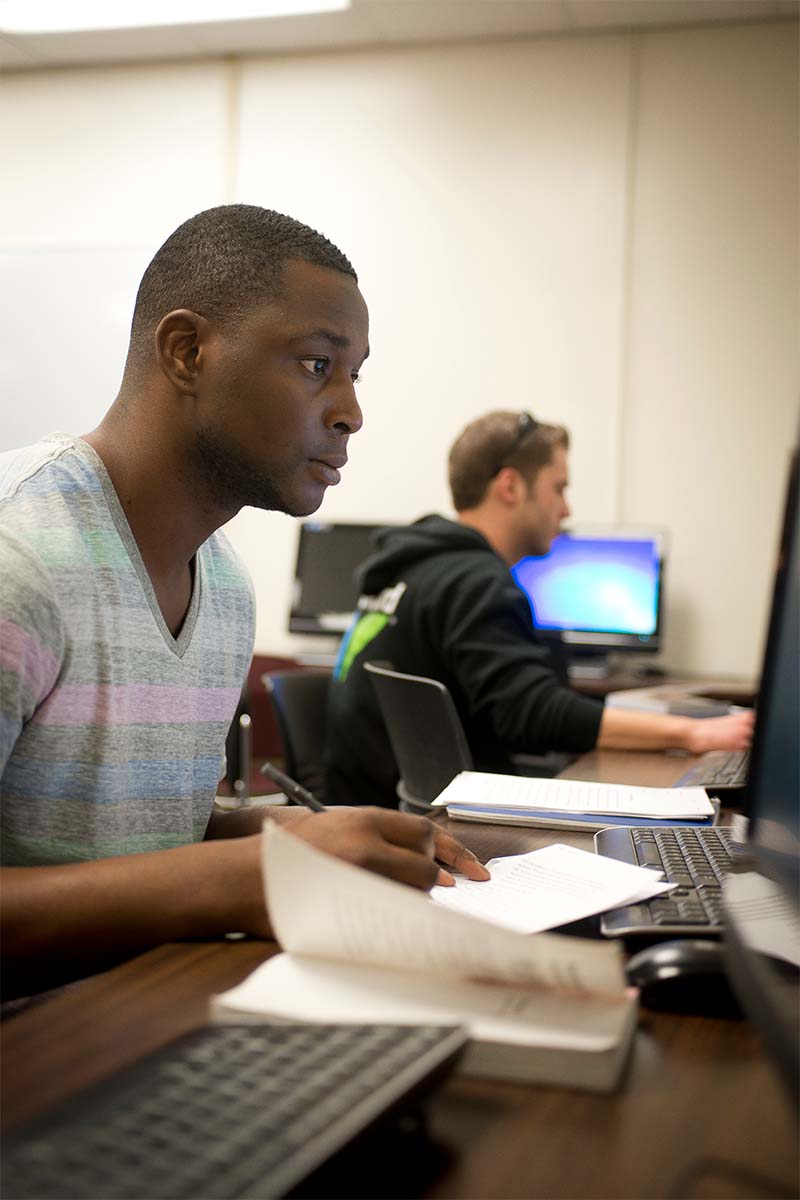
262,669,332,802
363,663,576,816
363,662,473,815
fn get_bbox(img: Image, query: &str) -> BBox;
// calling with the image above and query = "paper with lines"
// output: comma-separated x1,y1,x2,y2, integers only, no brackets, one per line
432,771,714,819
431,843,675,934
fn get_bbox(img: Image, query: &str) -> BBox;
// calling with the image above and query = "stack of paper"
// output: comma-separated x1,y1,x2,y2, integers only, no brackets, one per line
432,771,715,830
431,843,676,934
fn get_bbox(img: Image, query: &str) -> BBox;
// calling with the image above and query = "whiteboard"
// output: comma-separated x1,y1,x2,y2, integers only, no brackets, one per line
0,246,153,450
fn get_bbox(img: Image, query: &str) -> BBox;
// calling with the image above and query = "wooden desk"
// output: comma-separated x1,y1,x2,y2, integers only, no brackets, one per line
3,752,798,1200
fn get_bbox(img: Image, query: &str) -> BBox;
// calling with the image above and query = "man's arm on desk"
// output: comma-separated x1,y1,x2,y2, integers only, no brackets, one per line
1,807,487,1000
596,707,754,753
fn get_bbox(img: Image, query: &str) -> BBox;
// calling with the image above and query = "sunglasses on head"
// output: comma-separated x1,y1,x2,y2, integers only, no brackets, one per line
492,411,538,477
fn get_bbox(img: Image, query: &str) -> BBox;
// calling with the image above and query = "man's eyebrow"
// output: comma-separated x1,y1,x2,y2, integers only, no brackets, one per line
290,329,349,349
289,329,370,361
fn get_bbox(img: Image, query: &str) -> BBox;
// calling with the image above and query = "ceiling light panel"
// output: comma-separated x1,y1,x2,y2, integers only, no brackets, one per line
0,0,350,35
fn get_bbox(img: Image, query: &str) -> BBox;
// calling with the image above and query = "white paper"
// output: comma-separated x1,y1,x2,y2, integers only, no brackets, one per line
432,771,713,818
261,822,626,996
723,871,800,968
430,844,676,933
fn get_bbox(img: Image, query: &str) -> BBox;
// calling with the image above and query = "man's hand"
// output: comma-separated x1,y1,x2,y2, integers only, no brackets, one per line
264,806,489,891
598,705,756,753
430,824,491,886
685,709,755,755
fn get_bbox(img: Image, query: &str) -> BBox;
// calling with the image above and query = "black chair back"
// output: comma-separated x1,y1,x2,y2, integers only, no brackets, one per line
262,669,332,801
363,662,473,814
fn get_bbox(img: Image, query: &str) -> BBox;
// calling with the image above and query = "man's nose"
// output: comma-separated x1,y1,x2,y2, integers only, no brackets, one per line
329,378,363,436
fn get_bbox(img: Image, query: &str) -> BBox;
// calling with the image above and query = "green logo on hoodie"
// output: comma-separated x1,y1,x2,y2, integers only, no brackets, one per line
337,611,389,680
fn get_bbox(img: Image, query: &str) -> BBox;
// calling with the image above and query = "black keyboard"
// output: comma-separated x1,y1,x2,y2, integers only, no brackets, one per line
674,749,750,790
2,1022,467,1200
595,825,744,937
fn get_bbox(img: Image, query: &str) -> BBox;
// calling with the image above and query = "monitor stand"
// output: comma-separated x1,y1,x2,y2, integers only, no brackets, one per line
568,658,613,681
566,653,668,688
293,649,338,668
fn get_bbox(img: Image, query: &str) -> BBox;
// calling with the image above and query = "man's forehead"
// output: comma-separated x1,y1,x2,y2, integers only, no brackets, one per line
278,258,360,304
239,260,368,353
275,260,367,327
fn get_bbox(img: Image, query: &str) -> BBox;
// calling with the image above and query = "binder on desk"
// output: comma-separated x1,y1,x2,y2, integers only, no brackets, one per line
431,771,719,832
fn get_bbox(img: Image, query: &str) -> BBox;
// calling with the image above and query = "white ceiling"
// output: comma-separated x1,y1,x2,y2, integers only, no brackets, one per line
0,0,797,72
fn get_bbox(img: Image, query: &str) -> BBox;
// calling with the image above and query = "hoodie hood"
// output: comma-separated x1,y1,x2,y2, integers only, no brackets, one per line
357,515,496,595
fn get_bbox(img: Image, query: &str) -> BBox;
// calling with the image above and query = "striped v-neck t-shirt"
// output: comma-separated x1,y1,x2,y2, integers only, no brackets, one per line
0,435,255,866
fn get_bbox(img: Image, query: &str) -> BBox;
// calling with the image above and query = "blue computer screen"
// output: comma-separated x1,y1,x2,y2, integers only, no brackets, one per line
512,533,662,638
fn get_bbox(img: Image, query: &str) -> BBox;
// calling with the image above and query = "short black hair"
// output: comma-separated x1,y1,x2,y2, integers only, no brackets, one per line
129,204,357,358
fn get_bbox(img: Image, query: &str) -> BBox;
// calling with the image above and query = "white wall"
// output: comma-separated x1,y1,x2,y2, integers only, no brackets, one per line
1,23,797,677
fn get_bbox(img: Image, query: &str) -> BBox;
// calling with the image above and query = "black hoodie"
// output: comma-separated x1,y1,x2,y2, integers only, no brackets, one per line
324,514,603,806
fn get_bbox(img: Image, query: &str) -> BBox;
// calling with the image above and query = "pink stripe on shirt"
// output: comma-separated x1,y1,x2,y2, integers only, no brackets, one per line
33,683,241,726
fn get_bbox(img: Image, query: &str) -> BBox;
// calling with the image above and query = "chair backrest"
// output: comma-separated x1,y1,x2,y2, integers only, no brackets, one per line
262,669,332,800
363,662,473,814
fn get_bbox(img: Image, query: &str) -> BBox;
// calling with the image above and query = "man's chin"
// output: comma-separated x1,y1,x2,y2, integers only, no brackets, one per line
249,484,326,519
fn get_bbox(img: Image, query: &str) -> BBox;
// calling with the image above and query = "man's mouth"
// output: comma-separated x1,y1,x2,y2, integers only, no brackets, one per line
309,456,347,486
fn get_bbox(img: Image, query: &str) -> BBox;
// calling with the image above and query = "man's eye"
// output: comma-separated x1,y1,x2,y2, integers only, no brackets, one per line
300,357,328,377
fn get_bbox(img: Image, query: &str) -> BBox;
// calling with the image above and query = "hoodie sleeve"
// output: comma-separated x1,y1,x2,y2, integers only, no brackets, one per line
432,556,603,755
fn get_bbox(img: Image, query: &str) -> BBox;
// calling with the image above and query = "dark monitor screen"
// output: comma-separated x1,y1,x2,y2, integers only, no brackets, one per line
288,522,386,636
744,441,800,897
724,436,799,1108
511,527,665,656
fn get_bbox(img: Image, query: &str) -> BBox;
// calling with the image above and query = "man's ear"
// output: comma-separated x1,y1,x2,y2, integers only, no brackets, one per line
492,466,525,507
154,309,210,393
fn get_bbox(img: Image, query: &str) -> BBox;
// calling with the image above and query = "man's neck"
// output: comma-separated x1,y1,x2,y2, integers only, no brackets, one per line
456,510,518,567
81,414,234,585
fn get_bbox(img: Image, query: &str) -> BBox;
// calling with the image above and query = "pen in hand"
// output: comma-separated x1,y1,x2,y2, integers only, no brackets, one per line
260,761,327,812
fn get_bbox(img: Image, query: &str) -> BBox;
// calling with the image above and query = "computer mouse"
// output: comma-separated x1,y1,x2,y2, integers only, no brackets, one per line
626,939,744,1018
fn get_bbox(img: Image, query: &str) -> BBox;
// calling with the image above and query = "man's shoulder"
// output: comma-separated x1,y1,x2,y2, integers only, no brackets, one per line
0,523,65,657
0,434,79,504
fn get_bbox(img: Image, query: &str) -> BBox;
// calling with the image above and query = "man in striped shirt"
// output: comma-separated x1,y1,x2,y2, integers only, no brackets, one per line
0,205,486,1000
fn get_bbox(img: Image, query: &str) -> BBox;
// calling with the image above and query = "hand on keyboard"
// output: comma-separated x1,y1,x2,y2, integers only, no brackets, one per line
685,710,754,754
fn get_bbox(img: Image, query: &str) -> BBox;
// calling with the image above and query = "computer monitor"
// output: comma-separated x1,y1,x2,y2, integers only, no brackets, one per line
511,527,665,665
723,437,799,1107
288,521,387,636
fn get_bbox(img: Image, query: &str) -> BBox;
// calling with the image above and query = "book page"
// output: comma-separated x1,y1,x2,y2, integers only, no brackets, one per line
432,771,713,818
262,823,626,996
429,844,675,933
215,953,632,1050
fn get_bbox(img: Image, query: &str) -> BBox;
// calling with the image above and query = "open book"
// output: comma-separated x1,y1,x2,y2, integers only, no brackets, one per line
432,771,716,830
212,824,639,1093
